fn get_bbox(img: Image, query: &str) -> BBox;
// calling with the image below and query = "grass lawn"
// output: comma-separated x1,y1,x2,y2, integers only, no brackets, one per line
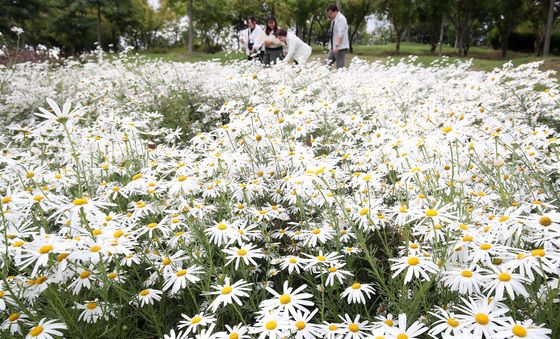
350,42,560,75
138,42,560,77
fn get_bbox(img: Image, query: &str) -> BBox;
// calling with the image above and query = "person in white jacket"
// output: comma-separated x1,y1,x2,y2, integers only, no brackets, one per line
276,29,312,65
239,17,264,61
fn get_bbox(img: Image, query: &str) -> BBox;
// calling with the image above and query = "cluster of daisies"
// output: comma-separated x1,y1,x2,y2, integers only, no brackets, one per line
0,54,559,338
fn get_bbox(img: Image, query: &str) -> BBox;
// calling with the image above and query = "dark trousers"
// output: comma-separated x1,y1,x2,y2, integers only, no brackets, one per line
248,51,264,62
327,48,347,69
264,47,284,65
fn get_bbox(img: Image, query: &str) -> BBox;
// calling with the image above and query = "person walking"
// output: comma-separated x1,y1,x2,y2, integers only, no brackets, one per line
276,29,312,65
326,4,349,69
262,17,284,66
239,17,264,61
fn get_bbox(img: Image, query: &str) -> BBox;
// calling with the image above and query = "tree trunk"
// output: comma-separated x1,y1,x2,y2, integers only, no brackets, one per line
97,2,102,49
543,0,555,56
501,33,509,58
501,24,514,58
188,0,194,53
308,19,314,45
454,32,458,48
438,18,444,56
396,30,402,54
314,16,329,46
349,19,363,54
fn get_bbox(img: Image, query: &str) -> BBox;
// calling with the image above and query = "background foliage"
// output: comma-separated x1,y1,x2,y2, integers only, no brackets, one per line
0,0,559,57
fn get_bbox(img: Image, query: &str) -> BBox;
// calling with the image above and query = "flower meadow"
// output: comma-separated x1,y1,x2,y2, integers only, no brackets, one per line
1,54,560,339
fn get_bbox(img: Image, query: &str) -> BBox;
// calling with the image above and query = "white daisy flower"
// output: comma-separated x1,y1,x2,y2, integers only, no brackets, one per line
25,318,67,339
390,255,439,284
136,288,163,307
206,277,252,312
163,265,203,294
178,313,217,335
340,282,375,304
386,313,428,339
250,310,291,339
260,281,315,317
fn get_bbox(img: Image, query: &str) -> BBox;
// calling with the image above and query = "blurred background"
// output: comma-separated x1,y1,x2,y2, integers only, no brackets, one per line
1,0,559,68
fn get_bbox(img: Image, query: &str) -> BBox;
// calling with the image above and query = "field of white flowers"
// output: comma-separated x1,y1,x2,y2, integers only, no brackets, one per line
1,54,559,339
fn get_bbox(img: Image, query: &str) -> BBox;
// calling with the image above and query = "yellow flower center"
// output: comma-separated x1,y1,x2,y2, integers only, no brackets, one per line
425,209,438,217
311,228,321,235
35,276,48,284
90,245,101,252
8,312,20,321
359,208,369,216
230,333,239,339
265,320,277,330
316,255,326,262
162,258,171,266
29,326,44,337
512,324,528,337
480,243,492,250
279,294,291,304
531,249,546,257
289,258,297,264
191,316,202,324
447,318,460,327
221,286,233,295
539,216,552,226
407,256,420,266
348,323,360,332
461,270,473,278
397,335,409,339
38,244,53,254
237,248,248,256
113,230,124,238
498,272,511,282
475,313,489,325
328,267,337,273
176,270,187,277
328,324,338,331
295,321,306,330
351,282,362,289
178,175,187,182
139,289,150,296
73,198,88,205
86,302,97,310
80,271,91,279
217,223,227,230
384,319,393,326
